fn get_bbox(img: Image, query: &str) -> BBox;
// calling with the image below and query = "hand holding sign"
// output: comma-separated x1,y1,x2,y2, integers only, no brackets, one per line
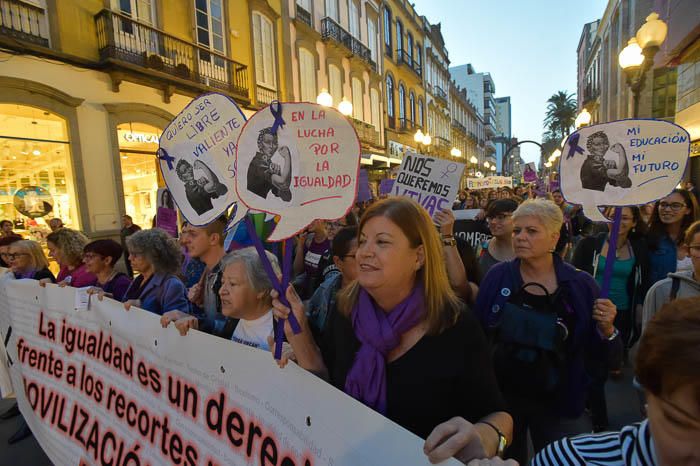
560,119,690,222
159,93,248,227
236,102,361,241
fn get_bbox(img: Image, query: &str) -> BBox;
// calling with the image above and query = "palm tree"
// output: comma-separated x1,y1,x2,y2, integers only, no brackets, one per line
543,91,577,140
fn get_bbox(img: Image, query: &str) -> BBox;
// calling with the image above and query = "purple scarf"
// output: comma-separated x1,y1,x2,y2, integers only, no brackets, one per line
344,284,425,414
15,269,36,279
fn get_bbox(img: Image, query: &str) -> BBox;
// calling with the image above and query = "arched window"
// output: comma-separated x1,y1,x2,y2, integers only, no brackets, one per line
398,84,405,124
328,64,342,105
252,12,277,91
418,98,424,128
370,88,380,129
383,7,392,56
352,77,363,121
407,33,413,63
386,75,394,127
395,20,403,55
409,91,415,123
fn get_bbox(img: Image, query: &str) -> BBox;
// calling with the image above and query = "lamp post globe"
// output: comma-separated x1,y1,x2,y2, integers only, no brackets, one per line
636,12,667,50
619,37,645,70
422,134,432,146
414,129,424,143
316,89,333,107
575,108,592,128
469,156,478,164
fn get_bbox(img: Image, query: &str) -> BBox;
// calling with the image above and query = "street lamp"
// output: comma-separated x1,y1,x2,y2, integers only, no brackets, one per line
484,161,490,169
450,147,462,157
316,89,333,107
338,98,353,116
619,13,667,119
469,155,478,176
490,165,496,172
414,129,424,143
574,108,592,128
422,133,432,146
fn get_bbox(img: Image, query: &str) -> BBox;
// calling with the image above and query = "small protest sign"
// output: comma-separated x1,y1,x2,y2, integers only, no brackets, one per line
158,93,247,227
235,102,360,241
379,178,395,195
155,188,178,236
523,162,537,182
454,219,491,249
560,119,690,222
466,176,513,190
358,169,372,202
392,151,465,218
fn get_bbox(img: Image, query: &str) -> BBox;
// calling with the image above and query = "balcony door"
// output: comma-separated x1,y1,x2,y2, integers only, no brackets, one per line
195,0,228,86
112,0,159,57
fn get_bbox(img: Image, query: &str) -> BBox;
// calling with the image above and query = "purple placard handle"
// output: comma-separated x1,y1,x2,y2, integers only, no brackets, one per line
598,207,622,298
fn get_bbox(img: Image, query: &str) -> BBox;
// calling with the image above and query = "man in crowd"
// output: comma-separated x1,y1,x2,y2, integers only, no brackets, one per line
0,220,15,237
120,214,141,277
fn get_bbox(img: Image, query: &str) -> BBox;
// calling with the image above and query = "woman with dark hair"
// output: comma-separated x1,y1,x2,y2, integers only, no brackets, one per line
532,296,700,466
477,199,519,280
572,206,650,431
46,228,96,287
123,228,189,315
272,197,512,464
580,131,631,191
160,189,174,210
247,127,292,202
0,235,22,268
83,239,132,301
647,189,699,285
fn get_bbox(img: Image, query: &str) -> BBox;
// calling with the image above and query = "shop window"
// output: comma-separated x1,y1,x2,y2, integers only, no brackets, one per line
117,122,162,228
0,104,78,232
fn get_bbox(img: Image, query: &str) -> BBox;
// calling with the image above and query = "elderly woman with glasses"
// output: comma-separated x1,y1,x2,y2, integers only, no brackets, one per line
7,240,55,282
161,247,280,350
122,228,189,315
532,296,700,466
647,189,699,285
271,197,512,464
473,199,621,465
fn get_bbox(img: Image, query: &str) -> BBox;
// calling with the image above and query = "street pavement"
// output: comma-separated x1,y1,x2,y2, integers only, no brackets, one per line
0,366,644,465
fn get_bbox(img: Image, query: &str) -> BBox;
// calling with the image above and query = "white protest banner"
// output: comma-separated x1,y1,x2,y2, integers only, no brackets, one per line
465,176,513,190
0,280,460,466
236,102,360,241
392,151,465,218
560,119,690,222
159,93,248,227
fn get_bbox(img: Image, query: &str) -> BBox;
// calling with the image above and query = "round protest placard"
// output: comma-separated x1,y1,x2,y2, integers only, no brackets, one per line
235,102,360,241
158,93,248,227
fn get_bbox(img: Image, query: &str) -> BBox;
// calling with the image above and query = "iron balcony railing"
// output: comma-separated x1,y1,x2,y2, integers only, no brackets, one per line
256,84,278,106
434,136,451,150
396,49,422,77
95,9,249,99
452,119,466,134
435,85,448,103
398,118,415,133
295,4,312,27
352,119,380,146
321,17,376,72
0,0,49,47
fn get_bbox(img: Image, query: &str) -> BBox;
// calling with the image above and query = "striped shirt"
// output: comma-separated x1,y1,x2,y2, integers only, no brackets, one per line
531,420,657,466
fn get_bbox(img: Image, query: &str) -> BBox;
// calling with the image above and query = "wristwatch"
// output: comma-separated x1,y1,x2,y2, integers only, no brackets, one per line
441,234,456,247
478,421,507,457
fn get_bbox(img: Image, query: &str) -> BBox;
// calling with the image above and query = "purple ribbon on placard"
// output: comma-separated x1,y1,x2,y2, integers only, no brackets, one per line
565,133,585,159
243,216,301,360
157,148,176,170
269,101,286,135
599,207,622,298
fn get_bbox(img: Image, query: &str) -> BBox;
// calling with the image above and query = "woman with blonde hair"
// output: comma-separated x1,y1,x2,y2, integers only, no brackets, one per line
474,199,621,464
46,227,96,287
271,197,512,464
7,239,55,282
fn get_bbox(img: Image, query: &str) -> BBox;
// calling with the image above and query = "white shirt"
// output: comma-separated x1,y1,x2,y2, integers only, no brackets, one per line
231,311,273,351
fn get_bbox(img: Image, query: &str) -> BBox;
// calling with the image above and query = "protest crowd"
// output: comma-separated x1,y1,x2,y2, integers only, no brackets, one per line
1,179,699,466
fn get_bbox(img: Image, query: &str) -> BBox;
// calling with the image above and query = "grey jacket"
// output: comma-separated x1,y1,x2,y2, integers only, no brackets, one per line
642,270,700,329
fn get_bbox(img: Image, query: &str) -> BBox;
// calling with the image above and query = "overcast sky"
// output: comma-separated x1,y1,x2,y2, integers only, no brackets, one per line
413,0,609,163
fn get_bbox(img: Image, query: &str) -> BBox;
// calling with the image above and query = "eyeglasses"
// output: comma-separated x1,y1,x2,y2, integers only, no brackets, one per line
4,253,29,260
659,202,686,211
487,214,512,222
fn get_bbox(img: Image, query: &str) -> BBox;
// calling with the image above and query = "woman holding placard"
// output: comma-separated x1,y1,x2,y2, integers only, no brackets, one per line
7,240,55,282
271,197,512,464
46,228,96,287
647,189,699,286
472,199,621,465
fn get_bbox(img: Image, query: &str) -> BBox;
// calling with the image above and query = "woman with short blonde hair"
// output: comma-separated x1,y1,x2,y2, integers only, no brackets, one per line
271,197,512,464
8,240,54,282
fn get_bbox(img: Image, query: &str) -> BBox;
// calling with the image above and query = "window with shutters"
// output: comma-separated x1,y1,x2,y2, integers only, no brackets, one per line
252,12,276,90
395,20,403,55
386,75,394,119
370,88,380,129
299,48,317,102
325,0,338,21
407,33,413,63
383,8,392,56
329,64,342,105
195,0,225,69
348,0,360,39
352,77,363,121
418,99,424,127
398,84,405,121
409,91,415,123
367,17,377,63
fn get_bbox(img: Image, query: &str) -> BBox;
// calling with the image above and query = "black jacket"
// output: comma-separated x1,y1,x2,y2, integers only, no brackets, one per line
571,232,650,311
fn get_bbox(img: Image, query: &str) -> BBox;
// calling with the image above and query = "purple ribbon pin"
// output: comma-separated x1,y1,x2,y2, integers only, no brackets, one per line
157,148,176,170
269,101,286,135
565,133,585,159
